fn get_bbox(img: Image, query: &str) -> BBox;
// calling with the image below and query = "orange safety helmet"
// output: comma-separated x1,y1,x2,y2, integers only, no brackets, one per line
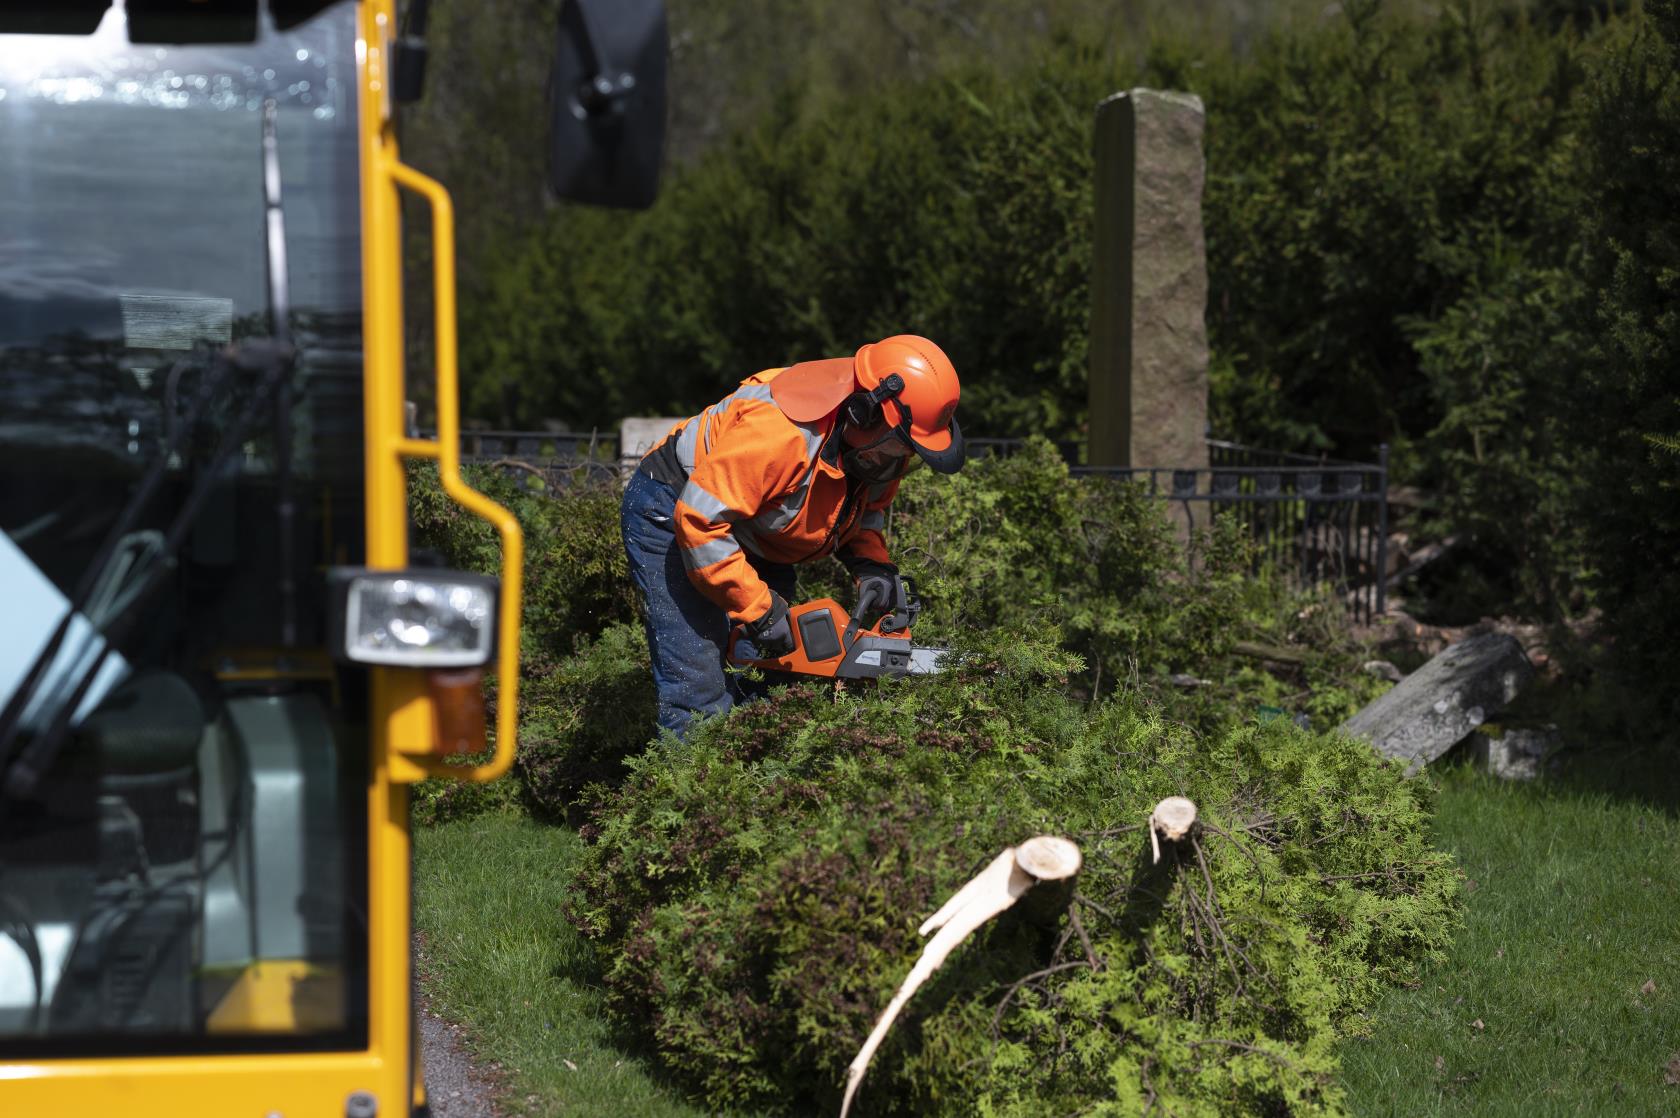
851,334,965,473
768,334,966,473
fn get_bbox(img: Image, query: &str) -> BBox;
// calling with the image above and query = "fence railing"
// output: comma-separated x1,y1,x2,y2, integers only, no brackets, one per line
454,429,620,462
436,429,1389,623
434,428,624,485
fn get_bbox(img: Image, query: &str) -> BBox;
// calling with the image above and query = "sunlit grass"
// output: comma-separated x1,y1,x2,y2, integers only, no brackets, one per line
413,813,713,1118
1341,756,1680,1117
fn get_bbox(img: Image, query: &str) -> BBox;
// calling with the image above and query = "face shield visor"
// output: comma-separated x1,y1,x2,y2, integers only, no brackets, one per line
840,423,917,483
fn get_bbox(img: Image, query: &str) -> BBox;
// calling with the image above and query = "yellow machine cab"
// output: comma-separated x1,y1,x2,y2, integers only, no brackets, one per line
0,1,664,1113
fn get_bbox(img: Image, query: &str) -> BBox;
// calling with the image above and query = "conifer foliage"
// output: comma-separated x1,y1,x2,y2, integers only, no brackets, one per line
1566,0,1680,720
569,639,1459,1115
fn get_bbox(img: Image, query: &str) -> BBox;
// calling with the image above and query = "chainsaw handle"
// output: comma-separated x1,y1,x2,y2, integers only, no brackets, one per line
879,574,921,634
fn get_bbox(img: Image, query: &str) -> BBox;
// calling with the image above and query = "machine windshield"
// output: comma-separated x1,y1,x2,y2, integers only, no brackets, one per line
0,1,369,1054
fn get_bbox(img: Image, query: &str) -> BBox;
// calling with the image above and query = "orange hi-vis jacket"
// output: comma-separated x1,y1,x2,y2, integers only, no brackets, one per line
643,367,898,623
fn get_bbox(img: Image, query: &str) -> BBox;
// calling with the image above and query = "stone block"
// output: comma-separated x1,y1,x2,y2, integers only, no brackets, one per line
1338,632,1534,776
1088,88,1209,472
618,416,685,476
1467,726,1562,781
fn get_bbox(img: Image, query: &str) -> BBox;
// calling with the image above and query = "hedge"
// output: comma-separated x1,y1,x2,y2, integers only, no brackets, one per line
408,441,1457,1114
453,2,1680,721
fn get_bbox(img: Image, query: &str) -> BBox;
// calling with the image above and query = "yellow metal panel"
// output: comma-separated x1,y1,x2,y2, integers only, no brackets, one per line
356,7,422,1118
205,962,346,1034
1,1053,394,1116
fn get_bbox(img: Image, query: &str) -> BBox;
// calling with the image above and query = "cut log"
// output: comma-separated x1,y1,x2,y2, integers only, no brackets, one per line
1385,535,1461,589
1339,632,1533,776
839,836,1081,1118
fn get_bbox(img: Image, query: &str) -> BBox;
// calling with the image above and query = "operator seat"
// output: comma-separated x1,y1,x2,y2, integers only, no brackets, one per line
78,669,206,776
76,668,208,867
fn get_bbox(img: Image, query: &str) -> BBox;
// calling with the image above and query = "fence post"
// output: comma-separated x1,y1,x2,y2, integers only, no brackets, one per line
1375,443,1389,618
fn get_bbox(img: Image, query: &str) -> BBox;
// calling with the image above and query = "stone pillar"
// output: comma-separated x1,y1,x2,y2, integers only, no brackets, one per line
1088,89,1209,471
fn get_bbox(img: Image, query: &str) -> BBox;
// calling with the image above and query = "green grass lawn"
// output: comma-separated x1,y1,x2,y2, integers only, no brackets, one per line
413,815,710,1117
415,754,1680,1117
1340,754,1680,1117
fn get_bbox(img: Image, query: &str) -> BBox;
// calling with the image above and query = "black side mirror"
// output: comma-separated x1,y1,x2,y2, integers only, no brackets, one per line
549,0,666,210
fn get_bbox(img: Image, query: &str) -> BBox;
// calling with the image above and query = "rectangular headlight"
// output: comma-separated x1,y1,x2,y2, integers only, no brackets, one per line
330,568,498,668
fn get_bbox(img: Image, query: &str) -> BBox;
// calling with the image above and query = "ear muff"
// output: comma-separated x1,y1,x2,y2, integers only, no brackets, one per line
841,373,904,431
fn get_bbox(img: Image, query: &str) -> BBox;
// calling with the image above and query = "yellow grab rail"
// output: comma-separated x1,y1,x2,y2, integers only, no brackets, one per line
386,160,522,784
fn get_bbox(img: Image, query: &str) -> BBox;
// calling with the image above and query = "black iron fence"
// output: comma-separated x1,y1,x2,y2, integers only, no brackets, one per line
443,428,623,485
973,437,1390,623
433,429,1389,623
455,429,619,462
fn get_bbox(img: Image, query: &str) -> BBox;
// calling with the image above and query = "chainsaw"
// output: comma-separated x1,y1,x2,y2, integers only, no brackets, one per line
727,574,950,679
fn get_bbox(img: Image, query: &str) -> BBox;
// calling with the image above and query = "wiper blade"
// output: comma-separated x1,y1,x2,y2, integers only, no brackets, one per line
0,340,296,807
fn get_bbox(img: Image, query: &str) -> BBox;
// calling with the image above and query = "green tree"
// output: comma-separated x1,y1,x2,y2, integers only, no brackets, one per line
1566,0,1680,720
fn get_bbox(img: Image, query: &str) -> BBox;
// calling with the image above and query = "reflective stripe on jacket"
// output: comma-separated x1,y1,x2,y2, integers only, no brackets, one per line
647,367,897,622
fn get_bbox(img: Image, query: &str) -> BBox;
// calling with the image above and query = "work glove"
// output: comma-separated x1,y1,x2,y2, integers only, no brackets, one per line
850,560,899,621
746,592,796,658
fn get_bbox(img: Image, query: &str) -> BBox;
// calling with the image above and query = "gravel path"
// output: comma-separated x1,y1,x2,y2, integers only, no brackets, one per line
418,992,505,1118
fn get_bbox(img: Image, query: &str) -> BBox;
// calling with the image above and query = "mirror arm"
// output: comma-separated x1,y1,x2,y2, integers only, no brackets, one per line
562,1,636,117
392,0,431,104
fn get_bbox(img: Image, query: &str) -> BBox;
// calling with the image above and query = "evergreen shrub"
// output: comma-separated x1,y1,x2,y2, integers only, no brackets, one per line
411,765,519,827
569,635,1460,1115
462,7,1611,460
514,621,656,821
459,3,1644,638
1565,0,1680,724
886,438,1390,733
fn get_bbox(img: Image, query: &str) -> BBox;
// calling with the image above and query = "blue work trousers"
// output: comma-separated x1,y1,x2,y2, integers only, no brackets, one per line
620,468,796,739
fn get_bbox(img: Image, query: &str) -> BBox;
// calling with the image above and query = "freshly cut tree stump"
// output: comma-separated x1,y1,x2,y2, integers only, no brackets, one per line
1148,795,1199,864
839,836,1082,1118
1114,797,1203,943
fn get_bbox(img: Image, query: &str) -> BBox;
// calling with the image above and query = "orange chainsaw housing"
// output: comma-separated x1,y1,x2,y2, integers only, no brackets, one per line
727,597,922,679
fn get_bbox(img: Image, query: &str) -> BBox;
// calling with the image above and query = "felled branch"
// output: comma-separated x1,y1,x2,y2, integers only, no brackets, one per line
840,835,1082,1118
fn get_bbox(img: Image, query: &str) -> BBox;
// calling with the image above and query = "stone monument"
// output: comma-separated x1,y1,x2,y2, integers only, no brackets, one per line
1088,89,1209,473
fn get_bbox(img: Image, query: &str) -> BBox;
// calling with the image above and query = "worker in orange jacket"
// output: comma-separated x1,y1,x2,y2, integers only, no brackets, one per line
621,334,965,737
